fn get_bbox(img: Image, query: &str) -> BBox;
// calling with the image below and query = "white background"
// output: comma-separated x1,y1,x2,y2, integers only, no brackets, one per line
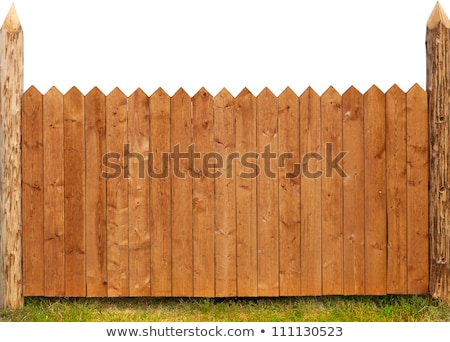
0,0,446,96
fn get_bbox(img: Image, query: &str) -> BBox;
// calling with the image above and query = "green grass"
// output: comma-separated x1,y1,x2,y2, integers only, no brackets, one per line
1,295,449,322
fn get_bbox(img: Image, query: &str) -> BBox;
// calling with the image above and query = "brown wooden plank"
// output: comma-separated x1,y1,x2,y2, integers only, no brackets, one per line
128,89,150,296
278,87,301,296
63,87,86,296
171,88,193,297
385,85,408,294
43,87,65,296
342,86,365,295
214,88,237,297
22,86,44,296
406,84,429,294
321,87,344,295
235,88,257,296
192,88,215,297
106,88,129,297
256,88,279,296
299,87,322,296
85,87,107,297
364,86,387,295
149,88,172,296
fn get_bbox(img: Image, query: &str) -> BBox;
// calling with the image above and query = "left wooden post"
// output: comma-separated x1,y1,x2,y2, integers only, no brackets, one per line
0,5,24,310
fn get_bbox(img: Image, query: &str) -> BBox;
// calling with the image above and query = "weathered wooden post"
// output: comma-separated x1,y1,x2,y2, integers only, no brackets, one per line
0,5,24,310
427,2,450,301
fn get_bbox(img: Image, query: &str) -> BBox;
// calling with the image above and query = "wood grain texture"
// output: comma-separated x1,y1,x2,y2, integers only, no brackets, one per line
85,87,107,297
128,89,150,296
106,88,129,297
63,87,86,296
149,88,172,296
364,86,387,295
256,88,279,296
214,88,237,297
43,87,65,297
171,88,193,297
192,88,215,297
385,85,407,294
299,88,322,296
278,88,301,296
342,87,365,295
22,87,44,296
235,88,257,297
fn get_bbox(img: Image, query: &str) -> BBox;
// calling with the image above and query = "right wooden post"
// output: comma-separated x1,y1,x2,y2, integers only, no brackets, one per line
427,2,450,301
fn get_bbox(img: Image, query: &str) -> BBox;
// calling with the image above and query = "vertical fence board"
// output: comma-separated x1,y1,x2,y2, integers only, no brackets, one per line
63,87,86,296
364,86,387,295
22,87,44,296
342,86,365,295
385,85,407,294
256,88,279,296
106,88,129,297
321,87,344,295
278,88,301,296
128,89,150,296
299,88,322,295
43,87,65,296
235,88,258,296
406,84,429,294
214,88,237,297
149,88,172,296
85,87,107,297
171,88,193,297
192,89,215,297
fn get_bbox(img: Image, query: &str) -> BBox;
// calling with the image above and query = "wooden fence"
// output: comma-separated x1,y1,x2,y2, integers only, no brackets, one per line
21,84,429,298
4,2,450,309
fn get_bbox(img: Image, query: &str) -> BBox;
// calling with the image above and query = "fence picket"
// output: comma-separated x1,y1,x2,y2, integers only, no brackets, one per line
235,88,258,297
43,87,65,296
278,87,301,296
299,87,322,295
256,88,279,296
106,88,129,297
406,84,429,294
386,85,407,294
342,86,365,295
149,88,172,296
85,87,107,297
214,88,237,297
321,87,344,295
364,86,387,295
128,89,150,296
22,87,44,296
171,88,193,297
64,87,86,296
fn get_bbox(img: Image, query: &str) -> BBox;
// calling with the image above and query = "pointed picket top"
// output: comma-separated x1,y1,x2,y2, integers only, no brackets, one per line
322,85,341,98
150,87,169,98
64,86,84,97
407,83,426,93
427,2,450,29
279,86,297,99
2,4,21,32
130,87,148,99
45,86,63,97
342,85,362,98
107,87,126,98
257,86,276,99
364,84,384,97
86,86,106,98
386,84,404,96
193,87,212,100
236,87,255,98
300,86,320,99
173,87,190,98
215,87,233,99
24,85,43,97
